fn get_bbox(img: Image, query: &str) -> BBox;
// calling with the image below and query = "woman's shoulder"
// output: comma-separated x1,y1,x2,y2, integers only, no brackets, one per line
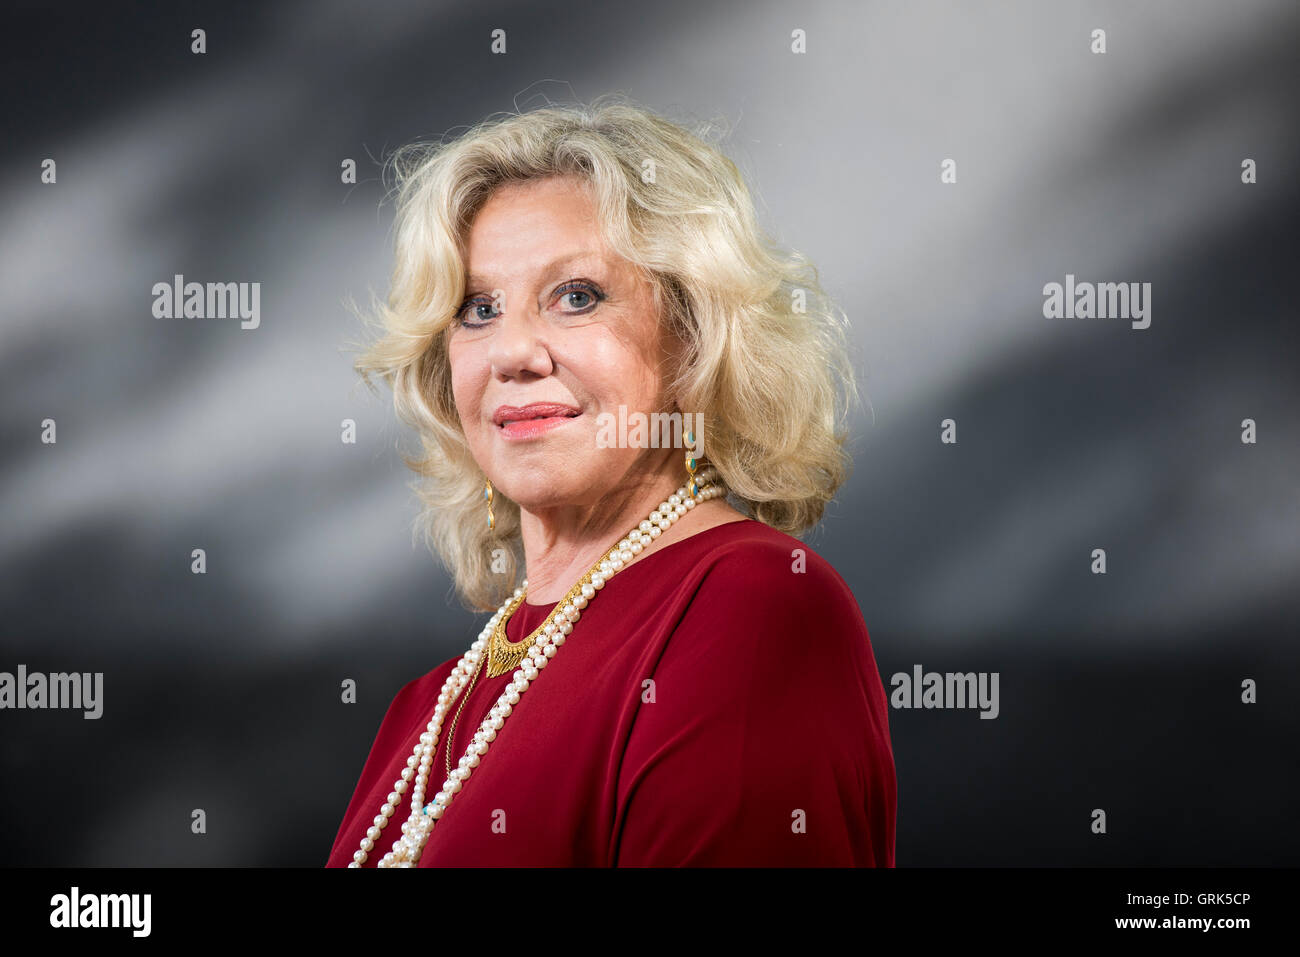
676,517,859,606
646,519,888,747
664,518,870,651
383,654,461,721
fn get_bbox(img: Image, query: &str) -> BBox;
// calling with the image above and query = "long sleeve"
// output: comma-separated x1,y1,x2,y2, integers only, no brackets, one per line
611,544,897,866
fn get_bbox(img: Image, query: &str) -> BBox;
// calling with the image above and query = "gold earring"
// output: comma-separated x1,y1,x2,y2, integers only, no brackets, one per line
684,432,700,497
484,478,495,532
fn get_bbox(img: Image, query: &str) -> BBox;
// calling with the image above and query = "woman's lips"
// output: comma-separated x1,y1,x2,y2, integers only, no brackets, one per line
498,415,577,440
492,403,581,441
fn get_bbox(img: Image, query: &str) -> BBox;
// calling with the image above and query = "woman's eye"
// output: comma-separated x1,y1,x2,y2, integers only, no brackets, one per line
456,299,499,326
555,281,605,313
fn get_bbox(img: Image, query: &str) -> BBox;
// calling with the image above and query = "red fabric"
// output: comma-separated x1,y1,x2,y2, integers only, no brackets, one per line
326,518,896,867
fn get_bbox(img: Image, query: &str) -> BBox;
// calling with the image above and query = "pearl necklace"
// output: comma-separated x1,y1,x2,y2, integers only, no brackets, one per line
351,467,726,867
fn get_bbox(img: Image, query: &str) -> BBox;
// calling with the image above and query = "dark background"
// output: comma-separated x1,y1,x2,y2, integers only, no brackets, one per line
1,0,1297,866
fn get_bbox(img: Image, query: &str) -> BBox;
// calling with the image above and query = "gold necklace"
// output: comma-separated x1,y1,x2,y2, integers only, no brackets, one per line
485,550,612,678
441,543,624,781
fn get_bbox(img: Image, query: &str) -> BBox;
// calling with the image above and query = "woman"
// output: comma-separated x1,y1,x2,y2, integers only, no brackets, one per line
327,96,896,867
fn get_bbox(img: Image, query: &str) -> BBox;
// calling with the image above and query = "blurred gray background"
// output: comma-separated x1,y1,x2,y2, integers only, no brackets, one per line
1,0,1297,866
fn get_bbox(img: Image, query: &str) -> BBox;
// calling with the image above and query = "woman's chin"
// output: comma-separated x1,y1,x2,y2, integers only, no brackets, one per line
504,479,616,516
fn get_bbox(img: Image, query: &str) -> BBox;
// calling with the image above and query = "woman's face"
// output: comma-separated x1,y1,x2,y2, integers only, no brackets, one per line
447,175,680,514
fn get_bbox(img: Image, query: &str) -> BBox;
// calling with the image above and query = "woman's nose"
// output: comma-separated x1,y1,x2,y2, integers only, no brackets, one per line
487,295,553,380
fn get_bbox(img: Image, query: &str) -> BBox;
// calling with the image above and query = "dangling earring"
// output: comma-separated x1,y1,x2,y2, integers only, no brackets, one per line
484,478,495,532
684,431,701,497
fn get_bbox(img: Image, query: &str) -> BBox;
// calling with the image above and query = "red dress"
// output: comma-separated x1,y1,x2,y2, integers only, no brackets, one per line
326,518,896,867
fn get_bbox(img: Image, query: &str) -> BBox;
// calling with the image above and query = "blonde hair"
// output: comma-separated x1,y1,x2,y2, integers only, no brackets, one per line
349,93,859,611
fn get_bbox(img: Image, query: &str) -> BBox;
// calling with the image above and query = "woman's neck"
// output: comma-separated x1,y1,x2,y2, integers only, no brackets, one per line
516,451,749,604
517,468,679,604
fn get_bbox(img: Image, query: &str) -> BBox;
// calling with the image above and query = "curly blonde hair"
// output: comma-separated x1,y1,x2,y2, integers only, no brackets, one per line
348,93,859,611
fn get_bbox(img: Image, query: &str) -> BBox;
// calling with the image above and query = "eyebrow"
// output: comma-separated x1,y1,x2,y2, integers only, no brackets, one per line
465,251,604,287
